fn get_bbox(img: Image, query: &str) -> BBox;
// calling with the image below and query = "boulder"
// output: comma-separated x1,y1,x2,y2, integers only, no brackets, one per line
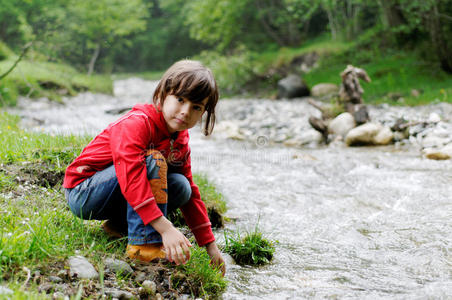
328,112,355,137
345,123,394,146
277,74,310,99
311,83,339,98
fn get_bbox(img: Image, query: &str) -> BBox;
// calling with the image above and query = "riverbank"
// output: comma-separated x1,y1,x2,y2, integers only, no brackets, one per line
0,111,227,299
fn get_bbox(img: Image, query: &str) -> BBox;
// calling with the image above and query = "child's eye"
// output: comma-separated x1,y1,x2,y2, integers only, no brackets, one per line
177,97,184,103
193,105,202,111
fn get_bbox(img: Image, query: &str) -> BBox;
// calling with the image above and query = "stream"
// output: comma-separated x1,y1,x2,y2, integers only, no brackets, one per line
8,78,452,299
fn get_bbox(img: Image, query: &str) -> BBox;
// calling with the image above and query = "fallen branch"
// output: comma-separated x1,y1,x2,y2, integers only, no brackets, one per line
0,42,32,80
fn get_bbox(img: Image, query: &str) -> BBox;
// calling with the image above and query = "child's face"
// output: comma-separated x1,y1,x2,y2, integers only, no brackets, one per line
161,95,208,134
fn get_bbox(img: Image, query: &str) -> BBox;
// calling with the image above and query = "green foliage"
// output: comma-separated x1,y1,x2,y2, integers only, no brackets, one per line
173,246,227,298
0,41,14,61
223,227,276,266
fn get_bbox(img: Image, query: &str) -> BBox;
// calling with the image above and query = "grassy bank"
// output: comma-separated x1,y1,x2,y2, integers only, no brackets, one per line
0,43,112,107
0,112,227,298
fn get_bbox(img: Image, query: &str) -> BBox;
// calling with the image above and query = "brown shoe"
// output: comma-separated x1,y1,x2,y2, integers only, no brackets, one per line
101,220,127,239
126,244,166,262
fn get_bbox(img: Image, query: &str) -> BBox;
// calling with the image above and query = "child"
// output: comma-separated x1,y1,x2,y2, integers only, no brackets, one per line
63,60,225,275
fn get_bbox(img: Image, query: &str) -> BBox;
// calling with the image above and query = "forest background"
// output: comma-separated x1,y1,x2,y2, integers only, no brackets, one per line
1,0,452,105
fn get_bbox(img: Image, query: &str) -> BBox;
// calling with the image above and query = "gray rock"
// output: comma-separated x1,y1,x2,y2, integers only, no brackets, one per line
38,283,54,293
0,286,13,295
68,255,98,279
104,258,133,276
142,280,156,295
277,74,310,99
134,272,147,284
311,83,339,98
345,123,393,146
49,276,63,283
104,288,134,300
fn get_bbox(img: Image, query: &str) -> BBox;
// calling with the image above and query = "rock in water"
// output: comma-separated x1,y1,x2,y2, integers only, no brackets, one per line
68,256,98,279
328,112,355,137
423,143,452,160
345,123,394,146
277,74,310,99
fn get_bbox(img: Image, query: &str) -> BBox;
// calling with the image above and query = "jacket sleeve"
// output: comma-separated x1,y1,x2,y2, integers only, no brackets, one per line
179,149,215,246
109,114,163,225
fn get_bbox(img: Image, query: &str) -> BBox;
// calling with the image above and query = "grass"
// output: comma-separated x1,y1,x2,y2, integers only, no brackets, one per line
0,112,227,298
223,225,276,266
0,52,112,107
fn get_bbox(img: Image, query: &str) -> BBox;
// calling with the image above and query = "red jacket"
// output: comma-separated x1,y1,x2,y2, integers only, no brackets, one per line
63,104,214,246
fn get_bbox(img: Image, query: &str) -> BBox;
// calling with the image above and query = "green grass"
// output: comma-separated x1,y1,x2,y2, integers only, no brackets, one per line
0,55,112,106
0,112,227,298
303,44,452,106
223,226,276,266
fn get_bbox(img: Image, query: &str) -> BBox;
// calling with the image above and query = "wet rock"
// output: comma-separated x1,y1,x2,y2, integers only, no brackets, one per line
68,256,98,279
423,143,452,160
277,74,310,99
311,83,339,98
49,275,63,283
104,258,133,276
328,112,355,137
345,123,393,146
104,288,134,299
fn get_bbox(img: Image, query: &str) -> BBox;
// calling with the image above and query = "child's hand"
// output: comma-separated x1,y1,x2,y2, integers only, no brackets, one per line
150,216,192,265
161,226,192,265
206,242,226,276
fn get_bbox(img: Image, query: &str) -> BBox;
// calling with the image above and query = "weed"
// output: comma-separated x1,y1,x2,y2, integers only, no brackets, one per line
223,227,276,266
172,246,227,298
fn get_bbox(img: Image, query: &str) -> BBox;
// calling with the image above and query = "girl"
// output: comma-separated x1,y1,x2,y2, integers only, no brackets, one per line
63,60,225,275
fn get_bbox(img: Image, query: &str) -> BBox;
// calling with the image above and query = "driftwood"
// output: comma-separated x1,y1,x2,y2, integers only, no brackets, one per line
308,65,372,141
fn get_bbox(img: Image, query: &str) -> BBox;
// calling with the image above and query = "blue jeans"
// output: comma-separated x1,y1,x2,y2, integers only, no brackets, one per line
65,152,191,245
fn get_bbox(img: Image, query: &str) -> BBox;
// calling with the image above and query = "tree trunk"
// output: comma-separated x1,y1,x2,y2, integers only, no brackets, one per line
377,0,406,28
325,7,337,40
87,43,101,76
429,3,452,73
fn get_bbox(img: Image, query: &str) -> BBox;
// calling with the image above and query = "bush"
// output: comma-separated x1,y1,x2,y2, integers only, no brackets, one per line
223,227,275,266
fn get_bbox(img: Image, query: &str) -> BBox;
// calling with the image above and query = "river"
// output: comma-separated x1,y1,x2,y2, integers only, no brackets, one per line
8,78,452,299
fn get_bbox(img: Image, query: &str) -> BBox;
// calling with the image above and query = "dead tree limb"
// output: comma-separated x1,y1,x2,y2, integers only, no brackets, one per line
0,42,32,80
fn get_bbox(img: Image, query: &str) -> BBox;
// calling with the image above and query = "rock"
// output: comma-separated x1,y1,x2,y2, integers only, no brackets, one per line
345,123,393,146
52,291,68,300
215,121,246,140
284,130,323,147
423,143,452,160
277,74,310,99
104,258,133,276
49,276,63,283
352,104,370,125
142,280,156,295
104,288,134,300
311,83,339,98
68,256,98,279
0,286,13,295
328,112,355,137
374,126,394,145
421,135,450,148
411,89,421,97
134,272,147,284
38,283,54,293
428,112,441,123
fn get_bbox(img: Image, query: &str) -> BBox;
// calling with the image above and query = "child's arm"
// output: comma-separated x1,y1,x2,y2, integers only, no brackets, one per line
206,241,226,276
150,216,192,265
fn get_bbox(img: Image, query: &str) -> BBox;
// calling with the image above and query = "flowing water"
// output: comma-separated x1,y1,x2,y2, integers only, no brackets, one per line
8,79,452,299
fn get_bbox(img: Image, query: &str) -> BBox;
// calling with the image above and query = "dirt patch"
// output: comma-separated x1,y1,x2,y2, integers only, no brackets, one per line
2,162,65,188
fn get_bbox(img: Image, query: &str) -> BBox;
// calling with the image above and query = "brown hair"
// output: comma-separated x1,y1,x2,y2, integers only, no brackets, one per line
153,60,219,136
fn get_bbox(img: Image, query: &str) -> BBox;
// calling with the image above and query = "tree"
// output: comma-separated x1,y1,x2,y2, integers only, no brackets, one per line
68,0,149,74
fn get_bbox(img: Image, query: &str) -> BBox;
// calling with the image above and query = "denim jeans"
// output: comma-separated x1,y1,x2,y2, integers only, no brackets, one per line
65,151,191,245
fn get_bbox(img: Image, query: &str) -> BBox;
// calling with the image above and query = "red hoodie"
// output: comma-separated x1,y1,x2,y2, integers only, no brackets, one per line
63,104,214,246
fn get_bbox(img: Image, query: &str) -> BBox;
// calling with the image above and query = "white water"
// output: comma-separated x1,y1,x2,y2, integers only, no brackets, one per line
8,79,452,299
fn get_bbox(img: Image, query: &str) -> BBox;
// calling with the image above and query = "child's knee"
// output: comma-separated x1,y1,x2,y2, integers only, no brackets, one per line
168,173,192,207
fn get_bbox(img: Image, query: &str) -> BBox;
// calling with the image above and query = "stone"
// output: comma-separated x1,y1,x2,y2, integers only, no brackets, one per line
142,280,156,295
215,121,246,140
411,89,421,97
277,74,310,99
104,258,133,276
423,143,452,160
104,288,134,300
68,256,98,280
428,112,441,123
49,276,63,283
328,112,355,137
134,272,147,284
345,123,393,146
311,83,339,98
0,286,13,295
38,283,54,293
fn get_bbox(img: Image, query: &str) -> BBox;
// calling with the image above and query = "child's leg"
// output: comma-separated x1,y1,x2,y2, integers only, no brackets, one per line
167,173,192,213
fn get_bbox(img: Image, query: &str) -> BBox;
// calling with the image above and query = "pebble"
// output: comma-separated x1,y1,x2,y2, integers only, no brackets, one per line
104,258,133,276
104,288,134,300
142,280,156,295
68,255,99,279
49,276,63,283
